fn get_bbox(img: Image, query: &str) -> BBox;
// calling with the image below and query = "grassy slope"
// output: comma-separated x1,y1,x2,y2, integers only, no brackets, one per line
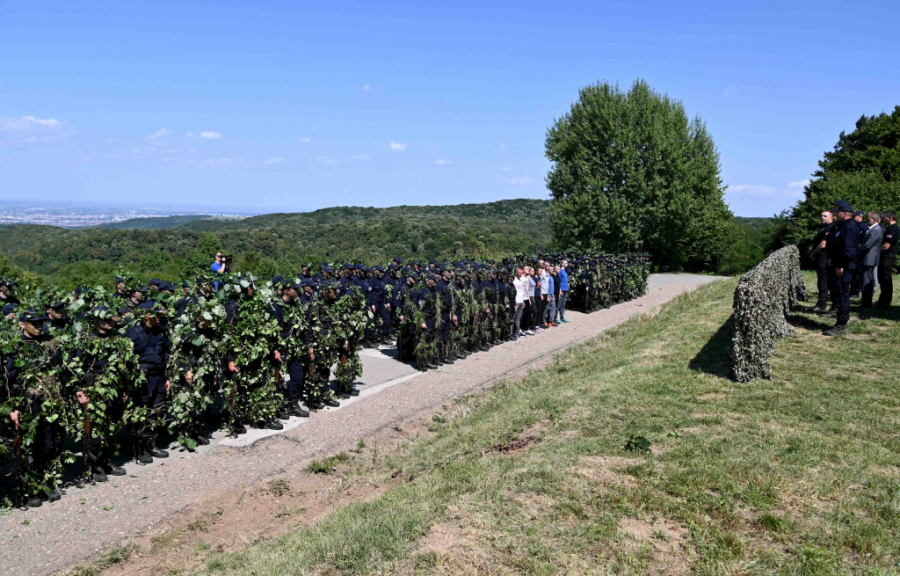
189,274,900,575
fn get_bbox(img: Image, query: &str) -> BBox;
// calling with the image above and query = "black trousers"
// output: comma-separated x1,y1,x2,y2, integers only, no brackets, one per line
828,267,853,324
141,371,167,412
815,263,830,308
286,359,304,400
877,256,895,306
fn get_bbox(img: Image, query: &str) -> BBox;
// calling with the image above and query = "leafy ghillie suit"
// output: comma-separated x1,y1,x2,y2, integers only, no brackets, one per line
308,286,369,398
167,295,227,449
1,318,72,504
223,277,280,431
61,302,145,477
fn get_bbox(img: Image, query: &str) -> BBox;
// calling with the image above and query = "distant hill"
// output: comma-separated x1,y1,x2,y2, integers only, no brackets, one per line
0,199,554,287
97,215,214,230
733,216,779,231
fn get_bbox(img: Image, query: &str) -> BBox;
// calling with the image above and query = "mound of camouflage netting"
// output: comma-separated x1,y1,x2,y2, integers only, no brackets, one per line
731,245,803,382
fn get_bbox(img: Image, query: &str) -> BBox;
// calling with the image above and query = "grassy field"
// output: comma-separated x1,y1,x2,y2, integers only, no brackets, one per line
157,274,900,575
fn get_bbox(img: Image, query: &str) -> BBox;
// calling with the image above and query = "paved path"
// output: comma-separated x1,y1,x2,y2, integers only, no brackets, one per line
1,274,725,575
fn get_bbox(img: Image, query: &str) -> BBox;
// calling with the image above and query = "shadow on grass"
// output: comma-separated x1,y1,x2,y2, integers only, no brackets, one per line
688,316,734,379
786,311,830,332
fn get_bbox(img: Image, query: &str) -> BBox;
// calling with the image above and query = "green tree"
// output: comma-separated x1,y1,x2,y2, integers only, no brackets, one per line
783,106,900,261
545,80,732,271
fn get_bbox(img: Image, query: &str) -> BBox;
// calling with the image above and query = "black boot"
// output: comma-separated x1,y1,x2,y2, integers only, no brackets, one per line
103,461,127,476
146,435,169,459
285,401,310,418
823,323,848,336
264,421,284,430
324,398,340,407
26,496,42,508
92,466,108,483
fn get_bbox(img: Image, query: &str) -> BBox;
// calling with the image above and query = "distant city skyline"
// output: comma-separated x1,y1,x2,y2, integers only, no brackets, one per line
1,1,897,217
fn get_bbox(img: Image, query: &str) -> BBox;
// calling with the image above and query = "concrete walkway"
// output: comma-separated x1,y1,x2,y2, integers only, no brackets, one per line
0,274,725,575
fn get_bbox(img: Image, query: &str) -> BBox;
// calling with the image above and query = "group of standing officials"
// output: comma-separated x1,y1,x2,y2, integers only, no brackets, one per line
810,200,898,335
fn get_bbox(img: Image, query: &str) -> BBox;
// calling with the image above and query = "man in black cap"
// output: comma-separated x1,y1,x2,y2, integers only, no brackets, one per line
823,200,859,335
0,279,20,308
4,309,65,508
270,281,311,419
877,211,898,309
368,266,392,345
809,210,835,313
113,276,128,299
65,306,130,481
125,300,172,462
43,298,71,336
849,211,869,299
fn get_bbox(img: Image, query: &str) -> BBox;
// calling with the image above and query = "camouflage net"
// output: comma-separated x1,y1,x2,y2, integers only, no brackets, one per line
731,246,804,382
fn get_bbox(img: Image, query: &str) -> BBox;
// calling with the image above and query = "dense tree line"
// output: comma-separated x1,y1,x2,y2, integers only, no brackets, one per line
781,105,900,264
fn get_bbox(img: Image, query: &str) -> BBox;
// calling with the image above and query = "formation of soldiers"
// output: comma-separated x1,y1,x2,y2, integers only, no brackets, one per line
1,252,648,511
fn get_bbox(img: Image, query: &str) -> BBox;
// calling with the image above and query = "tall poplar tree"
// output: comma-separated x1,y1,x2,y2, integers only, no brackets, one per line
545,80,732,271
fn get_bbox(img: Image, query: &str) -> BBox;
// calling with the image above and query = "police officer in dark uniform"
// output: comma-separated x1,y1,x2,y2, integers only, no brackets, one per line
809,210,835,313
270,281,311,419
849,211,869,299
823,200,859,336
877,210,898,309
125,299,172,462
43,299,71,336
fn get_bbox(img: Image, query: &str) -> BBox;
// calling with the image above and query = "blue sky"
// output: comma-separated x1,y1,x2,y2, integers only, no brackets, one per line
1,1,897,217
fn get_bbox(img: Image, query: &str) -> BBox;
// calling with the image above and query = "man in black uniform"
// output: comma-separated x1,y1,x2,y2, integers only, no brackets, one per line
270,281,311,419
809,210,835,313
125,299,172,463
849,211,869,299
877,210,898,310
823,200,858,336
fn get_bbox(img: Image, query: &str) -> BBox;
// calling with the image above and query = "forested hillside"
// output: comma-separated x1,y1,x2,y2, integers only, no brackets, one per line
96,215,215,229
0,200,554,287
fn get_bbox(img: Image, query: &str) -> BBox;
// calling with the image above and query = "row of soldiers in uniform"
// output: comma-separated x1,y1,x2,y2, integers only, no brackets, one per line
0,252,648,510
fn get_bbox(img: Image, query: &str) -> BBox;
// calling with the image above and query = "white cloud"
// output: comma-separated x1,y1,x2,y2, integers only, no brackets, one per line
788,180,810,190
300,137,311,143
0,115,71,144
186,132,194,138
435,159,453,165
362,84,372,91
351,154,372,161
497,140,507,151
311,155,337,166
148,128,170,139
197,157,234,166
389,141,407,151
265,157,287,165
502,177,533,186
500,166,510,172
199,131,222,139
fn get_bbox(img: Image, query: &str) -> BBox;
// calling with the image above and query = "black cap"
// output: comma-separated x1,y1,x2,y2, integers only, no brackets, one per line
149,278,162,287
19,309,50,323
833,199,854,213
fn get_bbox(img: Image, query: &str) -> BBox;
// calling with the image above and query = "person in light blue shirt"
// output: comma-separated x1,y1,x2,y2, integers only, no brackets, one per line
557,260,569,323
